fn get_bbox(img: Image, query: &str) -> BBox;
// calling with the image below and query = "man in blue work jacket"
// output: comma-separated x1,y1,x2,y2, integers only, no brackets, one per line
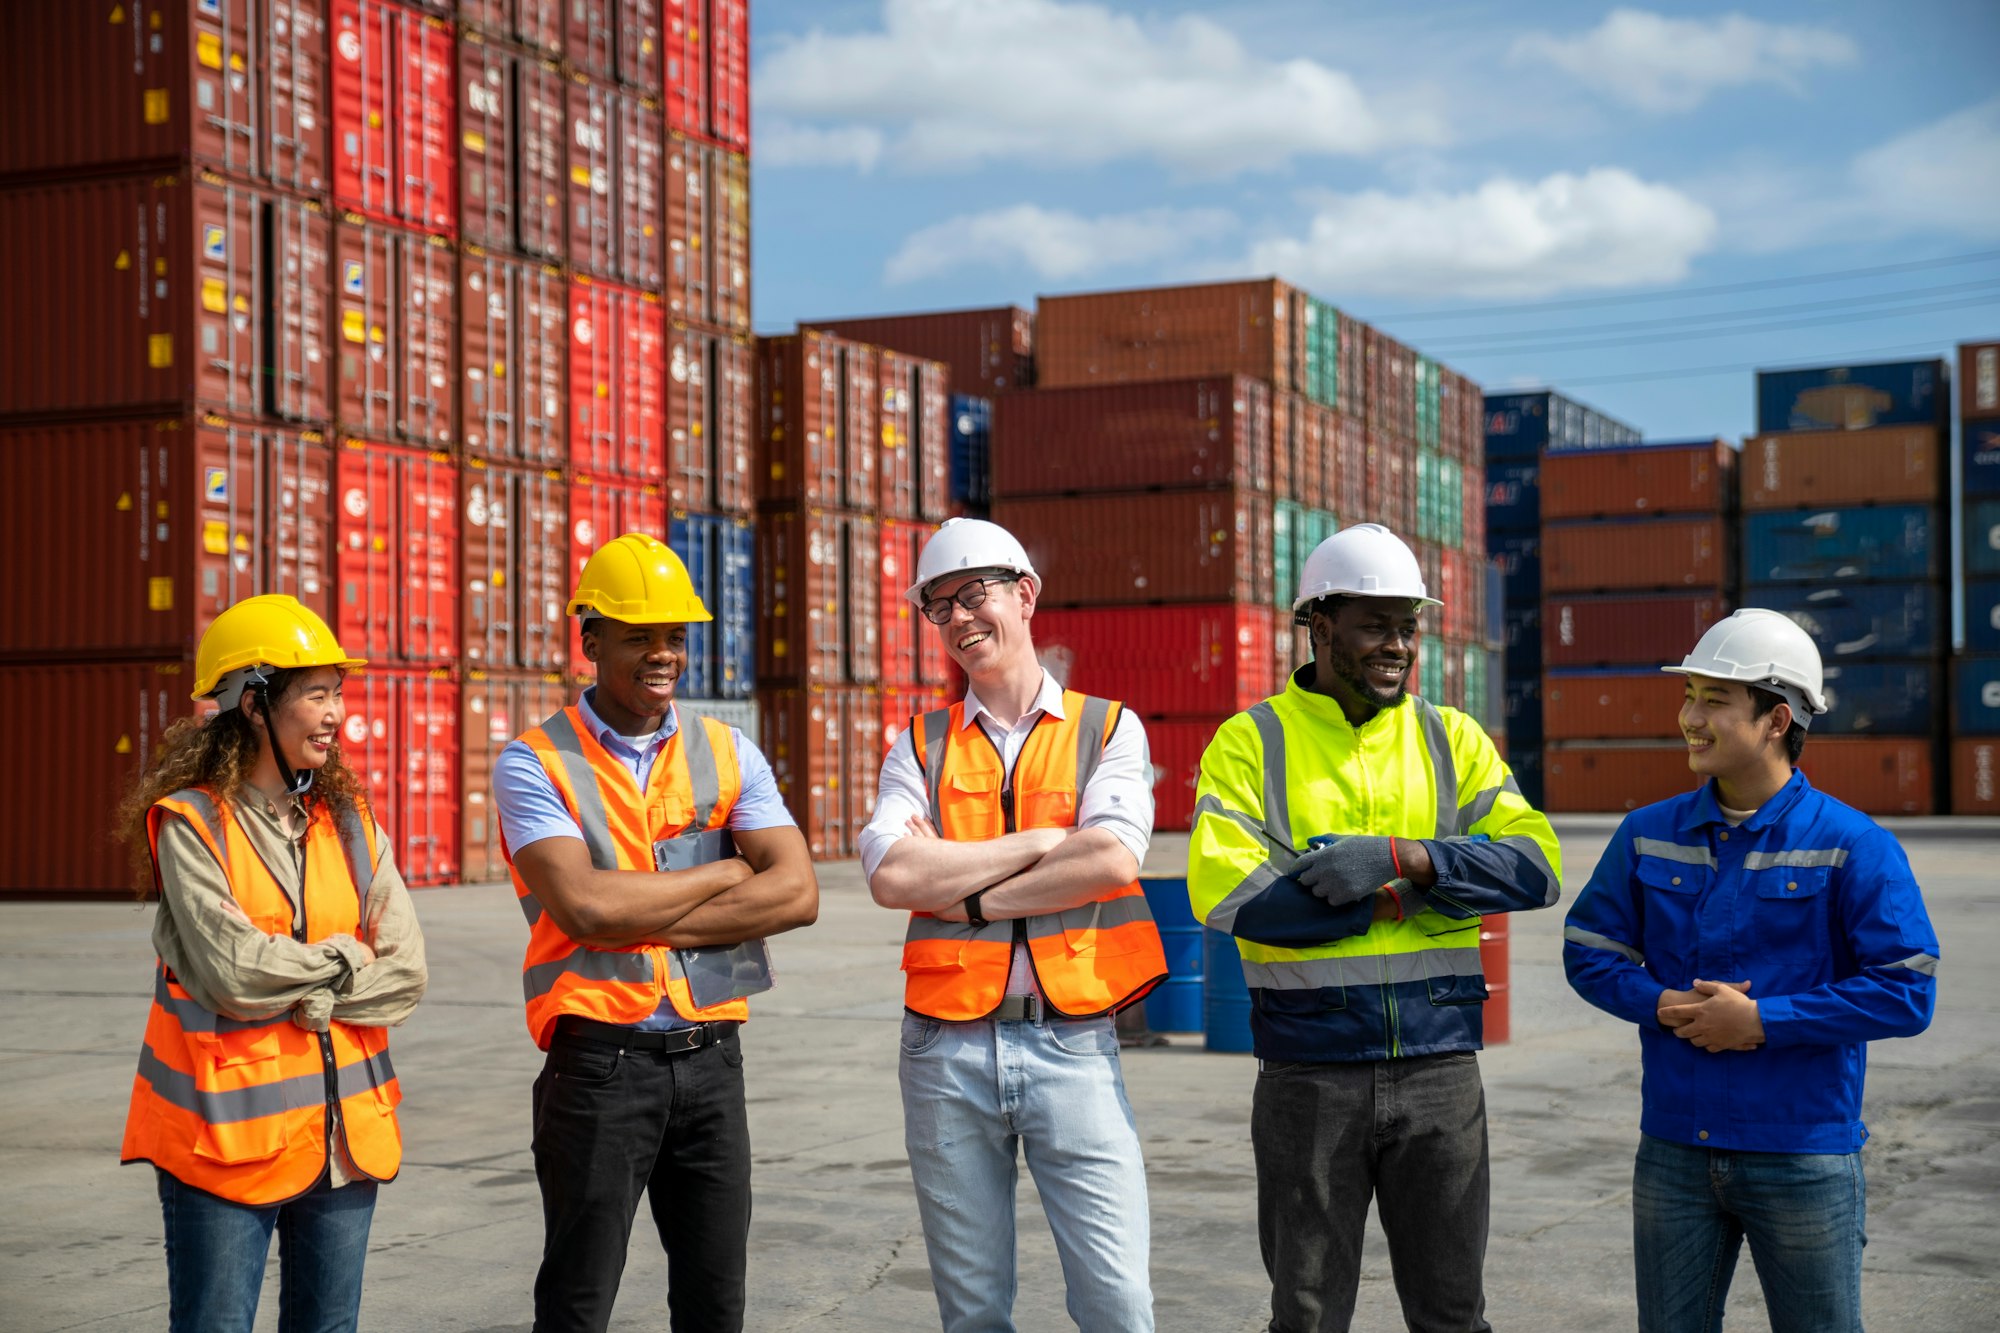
1564,609,1939,1333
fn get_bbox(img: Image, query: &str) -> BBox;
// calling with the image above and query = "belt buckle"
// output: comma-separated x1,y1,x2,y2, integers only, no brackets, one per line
996,995,1041,1023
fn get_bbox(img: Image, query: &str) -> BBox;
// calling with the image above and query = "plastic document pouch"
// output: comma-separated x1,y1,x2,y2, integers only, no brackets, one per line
655,830,776,1006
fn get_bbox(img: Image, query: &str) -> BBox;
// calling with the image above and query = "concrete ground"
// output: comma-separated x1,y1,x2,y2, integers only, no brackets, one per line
3,819,1996,1332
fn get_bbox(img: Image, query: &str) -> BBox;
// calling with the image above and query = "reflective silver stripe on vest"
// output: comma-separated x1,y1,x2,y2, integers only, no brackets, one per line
1245,702,1293,851
677,707,722,830
1565,925,1644,966
1241,946,1484,990
1634,837,1716,868
1460,775,1523,831
1035,891,1155,938
539,711,619,871
904,915,1015,945
522,944,656,1001
1192,794,1294,933
153,971,288,1036
1414,697,1459,838
1743,848,1850,870
1074,695,1113,795
919,708,952,829
337,807,378,917
518,890,544,927
135,1043,324,1124
1884,953,1939,976
1500,834,1563,907
169,788,228,855
334,1047,398,1098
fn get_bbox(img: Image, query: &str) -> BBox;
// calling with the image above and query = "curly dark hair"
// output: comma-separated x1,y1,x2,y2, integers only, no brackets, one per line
117,668,365,898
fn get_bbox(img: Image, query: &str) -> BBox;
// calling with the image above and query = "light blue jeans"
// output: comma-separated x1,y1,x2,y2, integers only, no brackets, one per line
1633,1134,1866,1333
899,1012,1154,1333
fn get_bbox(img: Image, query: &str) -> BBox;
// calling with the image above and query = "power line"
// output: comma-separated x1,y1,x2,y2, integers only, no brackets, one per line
1516,339,1957,389
1363,248,2000,322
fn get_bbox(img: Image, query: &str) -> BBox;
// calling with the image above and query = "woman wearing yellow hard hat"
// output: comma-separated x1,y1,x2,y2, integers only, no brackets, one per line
115,594,428,1333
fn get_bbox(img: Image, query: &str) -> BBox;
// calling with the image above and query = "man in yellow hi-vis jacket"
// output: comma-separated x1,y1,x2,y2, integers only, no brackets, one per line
1189,524,1562,1333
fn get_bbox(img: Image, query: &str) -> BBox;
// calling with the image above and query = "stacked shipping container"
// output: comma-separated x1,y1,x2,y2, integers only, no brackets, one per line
0,0,759,892
1953,340,2000,812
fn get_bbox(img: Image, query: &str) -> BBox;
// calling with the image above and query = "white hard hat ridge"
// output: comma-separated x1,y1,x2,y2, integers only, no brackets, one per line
907,517,1041,606
1292,522,1442,614
1661,608,1829,727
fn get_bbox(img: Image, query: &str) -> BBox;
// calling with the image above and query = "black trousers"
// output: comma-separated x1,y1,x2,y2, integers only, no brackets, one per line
531,1025,752,1333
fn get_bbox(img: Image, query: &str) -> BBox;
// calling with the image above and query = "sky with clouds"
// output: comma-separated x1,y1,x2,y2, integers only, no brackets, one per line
748,1,2000,440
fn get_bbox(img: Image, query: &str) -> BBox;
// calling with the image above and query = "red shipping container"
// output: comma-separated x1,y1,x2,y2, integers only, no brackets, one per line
565,475,669,671
805,306,1034,397
1543,593,1730,669
0,418,332,660
1541,518,1730,594
1032,606,1274,717
0,662,201,896
461,461,570,672
458,0,563,56
341,665,460,884
756,508,847,686
1740,427,1944,510
0,173,330,421
878,686,952,746
334,216,457,446
460,668,570,882
666,323,756,514
993,490,1273,608
842,687,883,845
1145,718,1227,832
1035,279,1298,393
1544,743,1696,813
757,686,850,859
1270,393,1298,505
846,515,883,685
1950,738,2000,814
1462,454,1486,559
332,438,459,664
663,0,710,144
1539,440,1734,521
459,247,567,466
1438,549,1467,641
457,32,566,259
708,0,750,152
1275,606,1309,691
991,377,1273,498
568,277,666,483
330,0,456,234
756,333,877,510
877,349,921,519
1543,672,1682,741
664,136,752,331
563,0,660,87
879,521,952,689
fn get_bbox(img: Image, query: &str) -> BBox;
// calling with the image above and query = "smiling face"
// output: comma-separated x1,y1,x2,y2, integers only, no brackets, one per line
1310,596,1420,722
927,570,1036,681
1678,674,1791,782
582,618,687,732
244,666,345,774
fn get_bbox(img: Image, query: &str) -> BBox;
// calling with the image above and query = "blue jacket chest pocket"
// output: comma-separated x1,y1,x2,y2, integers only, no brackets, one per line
1749,865,1833,962
1635,855,1707,972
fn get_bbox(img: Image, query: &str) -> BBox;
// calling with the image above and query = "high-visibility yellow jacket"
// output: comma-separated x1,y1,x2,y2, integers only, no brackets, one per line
1188,676,1561,1061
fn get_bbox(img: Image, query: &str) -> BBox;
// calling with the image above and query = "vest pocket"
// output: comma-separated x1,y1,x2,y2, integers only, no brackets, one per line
1422,950,1489,1006
1254,985,1348,1014
1019,790,1076,828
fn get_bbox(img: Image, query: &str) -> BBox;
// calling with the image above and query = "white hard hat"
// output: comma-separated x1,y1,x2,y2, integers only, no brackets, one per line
1293,523,1441,618
1662,608,1828,728
906,517,1040,606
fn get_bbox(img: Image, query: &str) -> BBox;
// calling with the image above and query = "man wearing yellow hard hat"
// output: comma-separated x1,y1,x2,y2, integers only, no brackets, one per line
492,533,818,1333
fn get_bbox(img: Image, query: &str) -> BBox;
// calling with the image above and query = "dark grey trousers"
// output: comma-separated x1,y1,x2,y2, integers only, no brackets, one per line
1253,1051,1492,1333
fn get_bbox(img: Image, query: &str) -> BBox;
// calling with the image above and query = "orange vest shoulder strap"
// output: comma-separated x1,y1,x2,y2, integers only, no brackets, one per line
911,703,959,827
150,787,230,869
1065,692,1123,794
673,705,738,831
534,706,621,870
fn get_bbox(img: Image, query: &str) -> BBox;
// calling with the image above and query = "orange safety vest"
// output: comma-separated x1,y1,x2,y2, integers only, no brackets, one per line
506,704,750,1050
901,691,1167,1021
121,788,403,1206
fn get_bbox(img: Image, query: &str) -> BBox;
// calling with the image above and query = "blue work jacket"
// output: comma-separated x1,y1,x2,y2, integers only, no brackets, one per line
1564,768,1938,1154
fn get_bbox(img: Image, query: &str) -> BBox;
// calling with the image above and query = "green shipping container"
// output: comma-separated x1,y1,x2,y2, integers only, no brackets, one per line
1304,295,1340,408
1274,500,1302,610
1438,456,1463,546
1462,644,1489,727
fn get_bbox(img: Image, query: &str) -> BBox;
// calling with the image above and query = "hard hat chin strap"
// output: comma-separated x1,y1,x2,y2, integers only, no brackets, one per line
254,684,316,797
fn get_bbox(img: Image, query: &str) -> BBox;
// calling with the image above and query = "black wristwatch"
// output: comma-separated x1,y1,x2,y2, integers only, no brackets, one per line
964,889,989,926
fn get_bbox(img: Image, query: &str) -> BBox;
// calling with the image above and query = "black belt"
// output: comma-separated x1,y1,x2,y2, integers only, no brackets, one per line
990,995,1042,1022
555,1016,733,1054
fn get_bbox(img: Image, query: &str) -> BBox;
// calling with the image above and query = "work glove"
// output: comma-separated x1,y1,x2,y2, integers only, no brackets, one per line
1292,835,1402,906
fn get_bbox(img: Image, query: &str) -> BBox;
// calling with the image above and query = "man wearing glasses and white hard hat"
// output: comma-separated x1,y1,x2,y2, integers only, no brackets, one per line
860,518,1168,1332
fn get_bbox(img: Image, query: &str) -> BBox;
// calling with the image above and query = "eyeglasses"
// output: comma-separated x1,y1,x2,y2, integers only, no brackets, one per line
920,577,1017,625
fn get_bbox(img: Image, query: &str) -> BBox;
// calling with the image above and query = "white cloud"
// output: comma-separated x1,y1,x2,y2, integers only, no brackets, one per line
1850,97,2000,237
756,0,1446,175
884,204,1236,284
756,123,886,173
1512,8,1856,113
1243,168,1718,299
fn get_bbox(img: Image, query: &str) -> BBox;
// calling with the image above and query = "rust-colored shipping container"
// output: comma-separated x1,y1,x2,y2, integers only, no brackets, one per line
756,333,879,510
991,377,1273,498
1365,428,1415,534
841,688,884,847
0,0,329,194
1036,278,1299,393
1804,739,1937,816
565,76,665,288
805,306,1033,396
0,418,331,660
461,461,570,673
993,490,1274,608
1950,738,2000,814
331,0,456,234
756,507,847,687
1543,593,1731,669
845,515,883,685
1271,393,1298,505
565,475,669,671
459,247,567,466
334,215,458,446
1548,738,1936,815
0,173,331,421
1541,517,1730,594
563,0,661,87
1740,427,1944,510
757,686,851,859
457,31,565,259
568,277,666,483
1462,451,1486,559
341,665,460,884
1543,671,1681,740
666,323,756,514
1332,410,1366,522
1539,440,1734,520
460,668,570,882
664,136,752,332
875,350,951,520
1544,743,1696,812
332,438,459,664
1032,606,1275,717
707,0,750,152
1961,341,2000,421
458,0,563,56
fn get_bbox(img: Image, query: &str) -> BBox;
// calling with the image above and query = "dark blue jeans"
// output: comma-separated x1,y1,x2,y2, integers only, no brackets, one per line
155,1169,377,1333
1252,1051,1491,1333
1634,1134,1866,1333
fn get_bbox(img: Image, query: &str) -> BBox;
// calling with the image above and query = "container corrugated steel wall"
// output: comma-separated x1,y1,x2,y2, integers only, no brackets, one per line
1034,606,1276,717
460,669,569,883
1749,583,1944,661
458,248,567,466
1755,359,1948,434
456,32,565,260
335,216,458,446
1541,517,1730,594
995,491,1274,608
331,0,456,234
1034,279,1296,392
1538,441,1734,521
1740,426,1944,510
342,665,460,884
1960,342,2000,420
992,377,1272,496
1542,672,1679,741
1950,739,2000,813
1542,594,1730,670
1741,505,1941,584
1954,657,2000,735
805,307,1034,396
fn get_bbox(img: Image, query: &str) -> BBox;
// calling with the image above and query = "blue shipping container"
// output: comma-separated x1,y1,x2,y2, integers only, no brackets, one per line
1965,420,2000,499
1755,359,1947,434
1741,505,1940,584
1490,532,1543,607
669,512,756,700
1507,746,1545,810
950,394,992,509
1484,392,1552,461
1965,580,2000,654
1503,678,1543,744
1745,583,1943,660
1484,460,1541,533
1500,601,1544,676
1955,656,2000,735
1967,501,2000,579
1816,661,1938,735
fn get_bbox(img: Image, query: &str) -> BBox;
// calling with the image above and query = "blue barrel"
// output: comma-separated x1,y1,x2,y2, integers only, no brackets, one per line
1203,926,1255,1053
1139,877,1203,1033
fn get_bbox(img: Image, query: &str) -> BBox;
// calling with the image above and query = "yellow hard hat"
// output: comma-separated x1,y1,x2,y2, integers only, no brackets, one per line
568,532,712,625
191,595,366,702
